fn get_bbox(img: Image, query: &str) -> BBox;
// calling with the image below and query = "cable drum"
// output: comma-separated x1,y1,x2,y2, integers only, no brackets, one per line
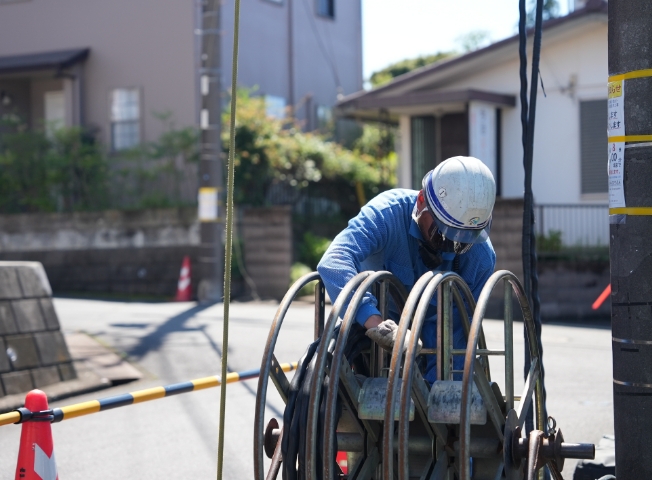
281,322,370,480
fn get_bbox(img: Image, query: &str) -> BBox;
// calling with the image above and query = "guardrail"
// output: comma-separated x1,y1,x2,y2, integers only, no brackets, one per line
0,362,297,427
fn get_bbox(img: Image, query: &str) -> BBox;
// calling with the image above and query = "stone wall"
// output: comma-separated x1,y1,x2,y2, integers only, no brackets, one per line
242,206,292,300
0,207,292,300
0,262,76,397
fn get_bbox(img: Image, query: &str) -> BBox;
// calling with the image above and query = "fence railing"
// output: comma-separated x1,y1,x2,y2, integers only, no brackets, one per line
533,203,609,248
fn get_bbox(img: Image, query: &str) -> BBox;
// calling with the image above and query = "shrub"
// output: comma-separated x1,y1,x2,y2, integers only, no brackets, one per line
298,232,332,270
290,262,316,296
536,230,562,252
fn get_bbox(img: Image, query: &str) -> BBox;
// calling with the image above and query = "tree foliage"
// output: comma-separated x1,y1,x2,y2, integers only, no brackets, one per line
527,0,560,26
369,52,454,87
0,118,108,213
455,30,492,53
224,89,395,219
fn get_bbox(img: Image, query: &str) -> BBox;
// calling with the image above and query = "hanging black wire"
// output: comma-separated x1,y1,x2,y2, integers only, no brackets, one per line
519,0,548,438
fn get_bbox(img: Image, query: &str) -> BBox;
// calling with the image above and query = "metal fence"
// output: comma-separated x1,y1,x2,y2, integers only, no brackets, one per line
533,203,609,247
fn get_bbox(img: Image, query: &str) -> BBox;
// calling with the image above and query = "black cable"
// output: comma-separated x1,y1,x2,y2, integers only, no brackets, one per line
519,0,549,440
282,322,370,480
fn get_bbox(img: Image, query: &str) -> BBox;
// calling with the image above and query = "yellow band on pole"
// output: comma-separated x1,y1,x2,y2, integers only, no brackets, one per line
60,400,102,420
131,386,167,404
610,207,652,216
0,362,297,426
608,135,652,143
609,69,652,82
0,411,21,427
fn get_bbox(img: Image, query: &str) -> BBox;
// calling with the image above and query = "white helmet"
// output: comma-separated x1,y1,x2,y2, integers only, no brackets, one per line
422,156,496,245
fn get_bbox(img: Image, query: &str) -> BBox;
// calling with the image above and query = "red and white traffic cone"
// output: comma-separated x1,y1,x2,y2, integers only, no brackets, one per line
336,451,348,474
174,255,192,302
15,390,58,480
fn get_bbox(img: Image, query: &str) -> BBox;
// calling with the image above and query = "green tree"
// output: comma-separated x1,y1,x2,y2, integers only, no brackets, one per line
369,52,454,87
222,89,395,219
527,0,560,26
455,30,492,53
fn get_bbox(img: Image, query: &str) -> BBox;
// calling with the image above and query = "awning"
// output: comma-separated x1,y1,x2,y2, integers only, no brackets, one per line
0,48,90,75
336,89,516,123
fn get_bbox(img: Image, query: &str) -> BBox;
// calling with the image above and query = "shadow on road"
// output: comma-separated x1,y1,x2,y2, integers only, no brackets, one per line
126,302,215,358
124,302,284,418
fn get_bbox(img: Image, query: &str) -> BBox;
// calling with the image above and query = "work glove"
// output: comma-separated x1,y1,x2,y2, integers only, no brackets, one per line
365,319,423,355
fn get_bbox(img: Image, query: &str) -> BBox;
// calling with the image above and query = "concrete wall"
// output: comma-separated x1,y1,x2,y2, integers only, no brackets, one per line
0,207,292,300
0,262,76,398
242,206,292,300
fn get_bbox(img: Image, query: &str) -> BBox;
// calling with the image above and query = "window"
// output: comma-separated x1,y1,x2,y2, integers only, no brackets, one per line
110,88,140,151
316,0,334,18
410,116,436,190
44,91,65,138
316,105,333,130
580,99,608,194
265,95,286,119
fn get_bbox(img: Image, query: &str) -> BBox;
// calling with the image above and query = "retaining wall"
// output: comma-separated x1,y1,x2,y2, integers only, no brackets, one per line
0,262,76,398
0,207,291,300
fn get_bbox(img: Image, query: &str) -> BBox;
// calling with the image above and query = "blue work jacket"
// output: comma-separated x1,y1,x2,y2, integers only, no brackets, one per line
317,189,496,382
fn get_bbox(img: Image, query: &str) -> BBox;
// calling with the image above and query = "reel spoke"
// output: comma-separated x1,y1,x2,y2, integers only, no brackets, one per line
472,359,504,440
516,357,540,430
269,355,291,403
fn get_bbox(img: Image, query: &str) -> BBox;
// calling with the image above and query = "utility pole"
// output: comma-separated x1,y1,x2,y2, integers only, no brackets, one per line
609,1,652,477
197,0,224,303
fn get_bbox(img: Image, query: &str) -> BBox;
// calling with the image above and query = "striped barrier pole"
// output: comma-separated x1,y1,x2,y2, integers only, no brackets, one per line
0,362,297,427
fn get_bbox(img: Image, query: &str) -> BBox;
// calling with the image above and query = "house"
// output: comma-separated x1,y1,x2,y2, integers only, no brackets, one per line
0,0,362,149
337,0,609,247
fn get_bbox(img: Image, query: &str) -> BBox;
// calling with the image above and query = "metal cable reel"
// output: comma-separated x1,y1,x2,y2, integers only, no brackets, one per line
254,271,326,480
386,270,596,480
254,270,595,480
254,270,410,480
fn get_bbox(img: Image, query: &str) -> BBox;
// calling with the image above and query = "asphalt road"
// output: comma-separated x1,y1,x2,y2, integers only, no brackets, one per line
0,298,613,479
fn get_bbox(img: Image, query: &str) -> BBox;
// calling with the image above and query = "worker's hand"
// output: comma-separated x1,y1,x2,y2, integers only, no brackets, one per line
365,319,422,355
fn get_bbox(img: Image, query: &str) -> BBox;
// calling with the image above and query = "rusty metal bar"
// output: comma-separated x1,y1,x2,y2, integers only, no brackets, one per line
505,278,515,412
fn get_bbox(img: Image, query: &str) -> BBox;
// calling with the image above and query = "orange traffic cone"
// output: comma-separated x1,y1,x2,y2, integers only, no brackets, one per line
15,390,58,480
174,255,192,301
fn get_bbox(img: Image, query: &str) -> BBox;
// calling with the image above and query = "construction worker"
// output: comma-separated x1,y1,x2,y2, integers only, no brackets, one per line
317,156,496,383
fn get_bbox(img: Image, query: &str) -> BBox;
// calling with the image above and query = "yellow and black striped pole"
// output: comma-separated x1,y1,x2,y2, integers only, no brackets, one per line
0,362,296,427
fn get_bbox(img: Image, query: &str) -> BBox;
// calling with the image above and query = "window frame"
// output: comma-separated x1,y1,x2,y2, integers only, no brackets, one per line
315,0,335,19
579,98,608,196
109,87,143,152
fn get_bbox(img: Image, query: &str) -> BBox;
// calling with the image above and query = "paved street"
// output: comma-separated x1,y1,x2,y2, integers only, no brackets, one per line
0,298,613,479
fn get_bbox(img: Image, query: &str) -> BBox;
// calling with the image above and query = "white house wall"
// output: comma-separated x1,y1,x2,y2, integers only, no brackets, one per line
433,20,607,204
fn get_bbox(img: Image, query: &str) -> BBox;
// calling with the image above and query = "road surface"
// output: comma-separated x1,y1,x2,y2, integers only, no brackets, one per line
0,298,613,478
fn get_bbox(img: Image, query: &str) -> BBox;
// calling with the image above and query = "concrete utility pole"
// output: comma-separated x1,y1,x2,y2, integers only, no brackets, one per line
609,1,652,477
197,0,224,302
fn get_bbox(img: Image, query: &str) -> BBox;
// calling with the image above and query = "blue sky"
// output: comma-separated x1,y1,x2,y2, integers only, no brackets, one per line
361,0,572,81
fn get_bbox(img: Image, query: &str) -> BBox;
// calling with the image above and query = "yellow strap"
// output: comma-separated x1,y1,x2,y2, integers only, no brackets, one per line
610,207,652,215
608,135,652,143
609,69,652,82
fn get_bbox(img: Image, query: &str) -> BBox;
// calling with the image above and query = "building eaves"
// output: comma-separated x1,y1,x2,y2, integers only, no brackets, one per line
0,48,90,75
338,0,607,109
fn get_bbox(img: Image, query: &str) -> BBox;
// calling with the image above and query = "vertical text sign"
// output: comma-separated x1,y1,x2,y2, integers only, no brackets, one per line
608,80,625,208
